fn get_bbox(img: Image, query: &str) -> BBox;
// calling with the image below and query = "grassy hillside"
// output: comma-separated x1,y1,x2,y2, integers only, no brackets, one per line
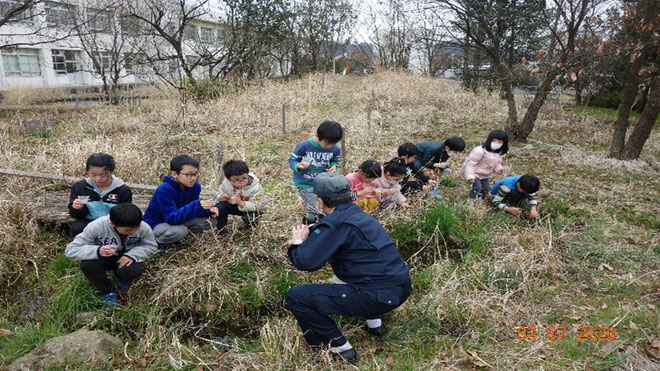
1,71,658,370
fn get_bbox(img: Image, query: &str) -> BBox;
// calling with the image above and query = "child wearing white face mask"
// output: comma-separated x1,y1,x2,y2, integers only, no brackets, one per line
462,130,511,200
370,158,411,209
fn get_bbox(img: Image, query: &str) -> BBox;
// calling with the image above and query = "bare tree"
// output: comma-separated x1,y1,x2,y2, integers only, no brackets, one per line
0,0,79,48
121,0,211,88
367,0,413,69
608,0,659,160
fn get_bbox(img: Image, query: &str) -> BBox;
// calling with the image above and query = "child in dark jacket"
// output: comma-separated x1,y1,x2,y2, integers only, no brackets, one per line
143,155,218,247
68,153,132,237
413,136,466,177
397,142,437,194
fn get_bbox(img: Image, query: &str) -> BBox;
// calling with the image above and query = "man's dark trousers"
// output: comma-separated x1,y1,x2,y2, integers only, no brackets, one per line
285,281,412,347
80,256,143,295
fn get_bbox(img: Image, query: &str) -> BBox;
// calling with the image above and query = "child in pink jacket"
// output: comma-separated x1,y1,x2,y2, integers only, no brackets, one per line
462,130,511,199
371,158,410,208
345,159,382,213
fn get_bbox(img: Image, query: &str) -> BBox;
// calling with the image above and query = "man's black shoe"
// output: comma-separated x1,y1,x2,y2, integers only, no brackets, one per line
365,324,387,336
332,348,357,363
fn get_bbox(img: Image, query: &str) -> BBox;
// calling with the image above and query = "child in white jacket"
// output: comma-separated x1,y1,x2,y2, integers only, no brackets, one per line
462,130,511,199
216,160,268,235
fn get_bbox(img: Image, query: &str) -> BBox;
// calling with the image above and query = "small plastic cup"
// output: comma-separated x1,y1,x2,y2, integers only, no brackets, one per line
77,195,90,204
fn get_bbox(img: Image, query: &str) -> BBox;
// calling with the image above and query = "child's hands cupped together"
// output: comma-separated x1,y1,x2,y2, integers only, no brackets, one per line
200,200,215,209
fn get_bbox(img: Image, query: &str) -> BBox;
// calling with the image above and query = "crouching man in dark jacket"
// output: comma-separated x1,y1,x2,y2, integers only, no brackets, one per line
283,172,411,362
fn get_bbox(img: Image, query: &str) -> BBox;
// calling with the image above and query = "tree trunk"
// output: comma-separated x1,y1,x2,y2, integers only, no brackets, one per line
502,79,518,129
620,76,660,160
507,68,560,142
609,58,642,158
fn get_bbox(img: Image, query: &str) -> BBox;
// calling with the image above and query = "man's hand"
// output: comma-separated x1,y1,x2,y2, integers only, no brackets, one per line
327,166,337,172
434,162,448,169
209,206,219,218
291,224,310,243
200,200,215,209
468,179,475,184
297,162,310,170
117,256,133,268
529,207,539,219
218,194,230,202
427,180,438,186
72,199,84,210
99,245,116,257
506,207,522,217
422,185,431,192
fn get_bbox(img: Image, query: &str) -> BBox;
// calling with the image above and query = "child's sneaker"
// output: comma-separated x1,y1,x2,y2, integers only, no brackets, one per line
157,244,173,255
103,292,117,308
118,279,133,292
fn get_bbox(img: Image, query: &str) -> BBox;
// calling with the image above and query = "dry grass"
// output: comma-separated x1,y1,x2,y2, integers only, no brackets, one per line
1,71,658,370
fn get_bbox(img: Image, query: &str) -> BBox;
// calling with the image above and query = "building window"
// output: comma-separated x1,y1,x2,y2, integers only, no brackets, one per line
200,26,214,43
184,24,198,40
0,0,34,24
2,48,41,77
92,51,113,73
51,49,81,74
45,1,75,28
87,9,111,33
124,53,148,75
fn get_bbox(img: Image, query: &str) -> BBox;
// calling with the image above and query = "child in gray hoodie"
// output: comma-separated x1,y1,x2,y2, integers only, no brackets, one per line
65,204,157,307
215,160,268,235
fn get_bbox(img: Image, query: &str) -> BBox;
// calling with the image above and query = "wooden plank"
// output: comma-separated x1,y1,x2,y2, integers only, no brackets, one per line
0,168,158,191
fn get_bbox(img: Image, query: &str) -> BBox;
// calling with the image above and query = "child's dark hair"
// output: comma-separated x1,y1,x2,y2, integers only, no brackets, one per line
223,160,249,178
170,155,199,172
518,175,540,194
109,204,142,228
444,136,466,152
383,157,407,177
317,120,343,143
397,142,418,157
483,130,509,154
358,159,382,179
86,153,116,172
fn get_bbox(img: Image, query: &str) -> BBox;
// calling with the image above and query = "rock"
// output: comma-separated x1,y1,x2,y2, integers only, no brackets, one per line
21,118,55,132
8,329,123,371
76,311,97,326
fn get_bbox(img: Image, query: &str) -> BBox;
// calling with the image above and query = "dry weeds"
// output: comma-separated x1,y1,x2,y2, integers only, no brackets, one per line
1,71,658,370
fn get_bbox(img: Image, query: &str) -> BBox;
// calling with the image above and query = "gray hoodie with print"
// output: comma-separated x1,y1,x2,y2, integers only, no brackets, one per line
65,216,157,263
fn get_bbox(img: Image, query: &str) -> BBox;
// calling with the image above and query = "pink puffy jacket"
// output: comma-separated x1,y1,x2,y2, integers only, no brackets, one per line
462,146,507,181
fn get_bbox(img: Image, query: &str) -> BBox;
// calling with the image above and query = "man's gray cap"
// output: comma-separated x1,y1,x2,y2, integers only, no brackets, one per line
312,172,352,198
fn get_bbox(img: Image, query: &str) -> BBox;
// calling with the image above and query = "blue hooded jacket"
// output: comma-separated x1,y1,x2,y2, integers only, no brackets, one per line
288,202,410,290
142,176,209,228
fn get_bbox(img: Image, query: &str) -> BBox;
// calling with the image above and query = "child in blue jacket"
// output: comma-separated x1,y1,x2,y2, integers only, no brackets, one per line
143,155,218,248
491,175,540,219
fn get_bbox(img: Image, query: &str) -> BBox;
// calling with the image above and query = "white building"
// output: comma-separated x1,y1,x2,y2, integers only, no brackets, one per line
0,0,226,91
